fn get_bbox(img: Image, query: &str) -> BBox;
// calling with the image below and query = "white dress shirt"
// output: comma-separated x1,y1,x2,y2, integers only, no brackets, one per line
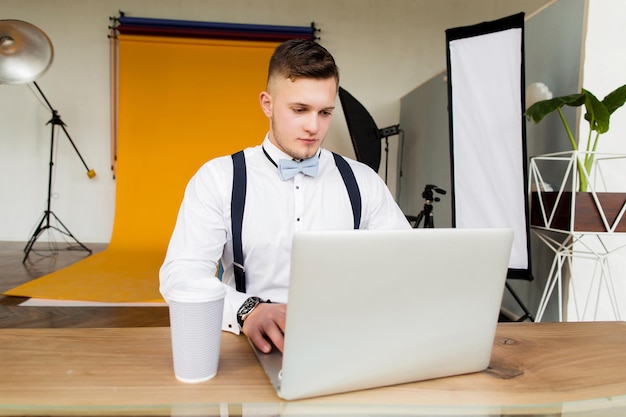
159,135,411,333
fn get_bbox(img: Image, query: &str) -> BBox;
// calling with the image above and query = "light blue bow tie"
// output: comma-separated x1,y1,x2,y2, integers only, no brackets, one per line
277,157,319,180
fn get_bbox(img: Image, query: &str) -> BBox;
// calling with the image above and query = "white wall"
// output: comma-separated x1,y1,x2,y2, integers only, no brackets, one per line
582,0,626,154
569,0,626,321
1,0,551,243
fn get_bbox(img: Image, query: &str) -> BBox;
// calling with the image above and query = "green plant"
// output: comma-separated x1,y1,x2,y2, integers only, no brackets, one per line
525,84,626,191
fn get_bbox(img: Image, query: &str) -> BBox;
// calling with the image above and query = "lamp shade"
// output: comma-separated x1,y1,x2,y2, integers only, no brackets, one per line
0,19,53,84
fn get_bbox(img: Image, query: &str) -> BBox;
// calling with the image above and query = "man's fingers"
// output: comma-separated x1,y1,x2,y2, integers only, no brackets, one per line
248,329,273,353
263,324,284,353
243,303,287,353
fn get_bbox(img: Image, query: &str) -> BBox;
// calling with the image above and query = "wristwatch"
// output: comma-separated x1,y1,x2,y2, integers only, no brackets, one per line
237,296,262,327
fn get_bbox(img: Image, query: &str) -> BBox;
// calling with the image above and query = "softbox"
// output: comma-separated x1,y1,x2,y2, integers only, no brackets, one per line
338,86,382,172
446,13,533,317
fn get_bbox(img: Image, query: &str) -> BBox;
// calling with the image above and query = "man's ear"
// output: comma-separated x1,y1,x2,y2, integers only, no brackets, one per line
259,91,272,117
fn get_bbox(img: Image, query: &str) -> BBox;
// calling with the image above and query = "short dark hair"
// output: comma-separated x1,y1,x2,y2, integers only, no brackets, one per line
267,38,339,87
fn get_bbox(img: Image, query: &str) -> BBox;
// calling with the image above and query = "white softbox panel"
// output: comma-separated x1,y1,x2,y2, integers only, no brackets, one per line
446,13,532,281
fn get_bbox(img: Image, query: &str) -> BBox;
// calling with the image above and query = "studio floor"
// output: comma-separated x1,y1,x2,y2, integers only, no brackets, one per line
0,241,170,328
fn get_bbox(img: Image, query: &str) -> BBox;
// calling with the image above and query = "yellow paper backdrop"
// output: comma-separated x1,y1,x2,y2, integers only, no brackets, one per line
5,35,277,302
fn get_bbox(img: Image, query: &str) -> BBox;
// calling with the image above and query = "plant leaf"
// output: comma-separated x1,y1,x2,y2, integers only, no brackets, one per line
582,89,609,134
602,84,626,115
525,93,586,124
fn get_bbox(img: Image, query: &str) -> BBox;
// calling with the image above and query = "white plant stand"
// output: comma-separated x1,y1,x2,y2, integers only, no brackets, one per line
529,151,626,321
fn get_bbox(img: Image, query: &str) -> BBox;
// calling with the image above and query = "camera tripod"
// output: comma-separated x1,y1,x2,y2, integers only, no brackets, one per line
22,82,95,263
407,184,446,228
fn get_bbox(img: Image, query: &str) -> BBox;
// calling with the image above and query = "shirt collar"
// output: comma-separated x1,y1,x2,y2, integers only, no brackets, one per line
262,134,322,165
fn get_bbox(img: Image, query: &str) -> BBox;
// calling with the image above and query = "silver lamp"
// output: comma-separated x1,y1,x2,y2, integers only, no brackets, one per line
0,19,53,84
1,19,94,262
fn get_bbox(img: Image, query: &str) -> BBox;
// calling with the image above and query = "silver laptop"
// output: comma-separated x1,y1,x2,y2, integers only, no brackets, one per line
250,228,513,400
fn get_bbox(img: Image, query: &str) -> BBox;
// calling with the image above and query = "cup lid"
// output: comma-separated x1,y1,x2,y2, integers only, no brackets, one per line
165,278,226,303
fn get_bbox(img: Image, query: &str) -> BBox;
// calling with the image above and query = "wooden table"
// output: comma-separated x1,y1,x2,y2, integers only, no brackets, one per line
2,322,626,416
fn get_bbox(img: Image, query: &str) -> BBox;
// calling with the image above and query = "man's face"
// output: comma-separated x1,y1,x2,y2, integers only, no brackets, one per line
260,76,337,160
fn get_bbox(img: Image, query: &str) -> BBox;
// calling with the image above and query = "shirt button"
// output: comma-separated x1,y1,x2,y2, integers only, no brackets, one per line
297,218,301,222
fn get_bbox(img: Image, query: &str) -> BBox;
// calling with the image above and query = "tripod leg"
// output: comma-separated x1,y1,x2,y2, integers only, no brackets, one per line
22,211,91,263
505,281,535,322
425,213,434,228
48,211,92,254
414,211,424,228
22,211,51,263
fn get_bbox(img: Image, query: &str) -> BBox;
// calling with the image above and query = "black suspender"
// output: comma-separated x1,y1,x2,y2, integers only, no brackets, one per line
332,152,362,229
230,150,247,293
230,150,361,293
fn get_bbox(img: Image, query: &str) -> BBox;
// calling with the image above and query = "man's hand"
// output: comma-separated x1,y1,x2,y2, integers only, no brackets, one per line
242,302,287,353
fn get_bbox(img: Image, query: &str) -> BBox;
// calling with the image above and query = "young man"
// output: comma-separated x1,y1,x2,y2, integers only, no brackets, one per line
160,39,410,354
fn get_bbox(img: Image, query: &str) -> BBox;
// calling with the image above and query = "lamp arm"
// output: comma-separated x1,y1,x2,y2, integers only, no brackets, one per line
33,81,96,179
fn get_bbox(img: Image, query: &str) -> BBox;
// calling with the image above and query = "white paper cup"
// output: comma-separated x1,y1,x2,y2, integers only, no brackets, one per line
166,279,226,383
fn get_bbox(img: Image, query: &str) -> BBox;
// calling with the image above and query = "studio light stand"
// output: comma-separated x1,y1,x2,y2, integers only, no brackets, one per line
22,81,96,263
0,19,96,263
407,184,446,228
378,124,401,184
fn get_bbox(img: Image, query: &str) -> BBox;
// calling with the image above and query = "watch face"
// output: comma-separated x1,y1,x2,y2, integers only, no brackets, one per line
238,297,261,326
239,297,261,315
